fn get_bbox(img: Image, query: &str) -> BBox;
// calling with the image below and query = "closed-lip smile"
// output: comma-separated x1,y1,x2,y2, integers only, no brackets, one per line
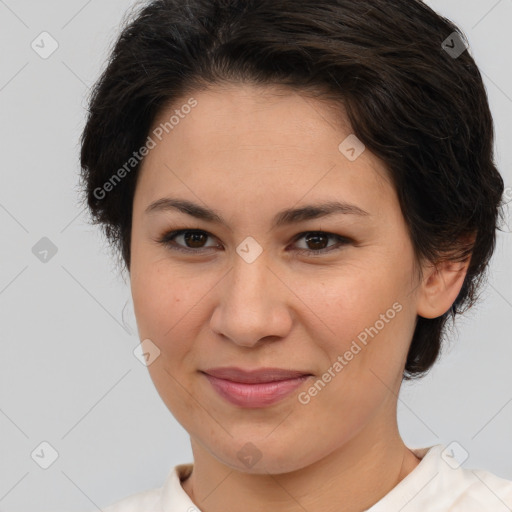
201,367,313,407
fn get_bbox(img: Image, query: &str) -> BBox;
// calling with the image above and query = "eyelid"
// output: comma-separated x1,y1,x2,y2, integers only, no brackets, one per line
290,231,352,256
157,228,352,256
158,228,221,253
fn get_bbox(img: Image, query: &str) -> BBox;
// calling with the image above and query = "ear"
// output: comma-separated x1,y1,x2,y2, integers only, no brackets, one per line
416,256,471,319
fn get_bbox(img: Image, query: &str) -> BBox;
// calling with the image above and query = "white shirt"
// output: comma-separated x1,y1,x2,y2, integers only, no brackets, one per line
99,445,512,511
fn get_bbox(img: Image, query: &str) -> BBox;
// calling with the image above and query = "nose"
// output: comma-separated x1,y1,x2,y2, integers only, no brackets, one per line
209,254,293,348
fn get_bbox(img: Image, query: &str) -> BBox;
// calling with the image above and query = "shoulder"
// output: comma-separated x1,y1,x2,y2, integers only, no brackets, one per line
446,466,512,511
407,445,512,511
100,487,163,512
92,463,194,512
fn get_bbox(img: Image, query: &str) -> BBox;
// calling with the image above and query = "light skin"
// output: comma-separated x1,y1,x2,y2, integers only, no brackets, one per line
129,83,470,512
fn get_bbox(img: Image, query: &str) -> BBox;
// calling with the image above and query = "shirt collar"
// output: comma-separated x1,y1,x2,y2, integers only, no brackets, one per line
160,462,196,511
158,446,442,511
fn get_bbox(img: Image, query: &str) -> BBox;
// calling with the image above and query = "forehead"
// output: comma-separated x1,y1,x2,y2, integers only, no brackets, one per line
135,83,395,221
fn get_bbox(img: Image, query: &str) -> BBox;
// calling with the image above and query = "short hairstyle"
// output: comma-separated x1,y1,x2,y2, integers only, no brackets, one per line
79,0,505,379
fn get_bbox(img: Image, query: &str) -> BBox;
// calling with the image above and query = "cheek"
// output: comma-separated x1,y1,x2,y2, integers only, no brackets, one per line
130,263,202,413
131,259,185,342
130,259,219,369
296,261,415,386
295,266,400,339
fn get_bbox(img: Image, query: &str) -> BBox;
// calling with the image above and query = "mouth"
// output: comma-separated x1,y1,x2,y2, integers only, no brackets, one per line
200,367,314,408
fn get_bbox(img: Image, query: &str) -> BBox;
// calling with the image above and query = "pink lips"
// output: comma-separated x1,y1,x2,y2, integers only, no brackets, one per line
201,367,313,408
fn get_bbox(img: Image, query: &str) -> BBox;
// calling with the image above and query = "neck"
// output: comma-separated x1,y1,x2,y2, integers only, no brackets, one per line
181,418,421,512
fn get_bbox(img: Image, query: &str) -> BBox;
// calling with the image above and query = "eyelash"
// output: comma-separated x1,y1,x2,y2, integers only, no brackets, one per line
157,229,351,256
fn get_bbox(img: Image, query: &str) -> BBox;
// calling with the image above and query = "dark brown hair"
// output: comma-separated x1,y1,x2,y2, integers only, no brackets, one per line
79,0,505,379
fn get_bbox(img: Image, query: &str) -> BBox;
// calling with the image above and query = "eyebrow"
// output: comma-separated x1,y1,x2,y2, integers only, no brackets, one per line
145,197,369,229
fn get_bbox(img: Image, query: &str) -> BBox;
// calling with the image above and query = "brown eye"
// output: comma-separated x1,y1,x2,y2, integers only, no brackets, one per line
304,232,329,250
159,229,219,252
292,231,351,256
158,229,350,256
182,231,209,248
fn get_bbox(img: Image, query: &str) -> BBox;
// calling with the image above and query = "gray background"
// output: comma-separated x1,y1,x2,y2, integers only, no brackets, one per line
0,0,511,511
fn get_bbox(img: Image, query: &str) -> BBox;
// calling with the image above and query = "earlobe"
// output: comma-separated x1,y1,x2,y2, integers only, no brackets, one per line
416,258,470,319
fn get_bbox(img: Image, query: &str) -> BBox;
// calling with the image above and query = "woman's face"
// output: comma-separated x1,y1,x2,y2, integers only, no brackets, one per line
130,83,423,473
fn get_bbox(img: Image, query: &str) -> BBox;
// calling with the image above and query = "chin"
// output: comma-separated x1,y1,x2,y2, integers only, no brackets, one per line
208,435,330,476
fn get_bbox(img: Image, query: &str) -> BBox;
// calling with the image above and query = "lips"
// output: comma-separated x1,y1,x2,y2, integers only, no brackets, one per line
202,367,312,383
201,367,313,408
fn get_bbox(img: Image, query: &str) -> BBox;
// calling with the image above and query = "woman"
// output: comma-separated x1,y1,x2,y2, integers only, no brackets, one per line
80,0,511,510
